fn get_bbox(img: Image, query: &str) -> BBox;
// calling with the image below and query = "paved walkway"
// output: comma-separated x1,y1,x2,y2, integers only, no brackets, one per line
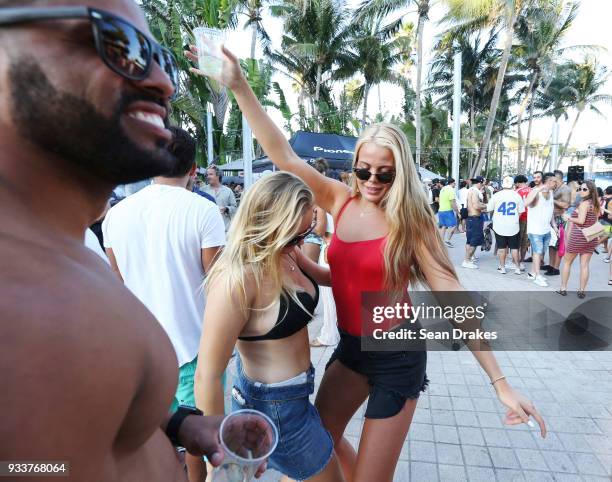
228,233,612,481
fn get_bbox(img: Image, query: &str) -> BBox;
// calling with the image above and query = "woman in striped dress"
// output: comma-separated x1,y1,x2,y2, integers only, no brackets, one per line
558,181,601,298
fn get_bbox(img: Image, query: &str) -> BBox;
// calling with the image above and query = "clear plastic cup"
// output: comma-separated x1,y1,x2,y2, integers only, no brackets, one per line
210,409,278,482
194,27,227,77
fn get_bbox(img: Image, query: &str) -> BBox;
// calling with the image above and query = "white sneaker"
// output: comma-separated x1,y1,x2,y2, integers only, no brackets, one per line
534,275,549,287
604,257,610,263
514,268,522,275
462,261,479,269
519,263,526,271
497,266,507,274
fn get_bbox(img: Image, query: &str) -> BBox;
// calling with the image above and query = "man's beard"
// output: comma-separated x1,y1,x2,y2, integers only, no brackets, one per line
8,57,176,185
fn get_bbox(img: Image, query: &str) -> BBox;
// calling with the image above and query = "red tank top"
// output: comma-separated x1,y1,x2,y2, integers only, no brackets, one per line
328,197,393,336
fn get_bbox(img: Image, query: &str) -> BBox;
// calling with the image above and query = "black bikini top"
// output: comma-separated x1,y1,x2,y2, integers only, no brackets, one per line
238,269,319,342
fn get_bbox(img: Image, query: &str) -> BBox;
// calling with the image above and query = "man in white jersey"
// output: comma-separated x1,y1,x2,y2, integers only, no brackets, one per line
524,172,557,287
103,128,225,481
488,176,525,275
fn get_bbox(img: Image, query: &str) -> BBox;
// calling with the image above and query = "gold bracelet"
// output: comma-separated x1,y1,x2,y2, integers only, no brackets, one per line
490,375,506,386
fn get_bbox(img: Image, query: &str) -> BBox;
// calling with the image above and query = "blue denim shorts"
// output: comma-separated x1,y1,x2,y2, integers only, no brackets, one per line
528,232,551,255
231,357,334,481
304,233,323,246
466,216,484,246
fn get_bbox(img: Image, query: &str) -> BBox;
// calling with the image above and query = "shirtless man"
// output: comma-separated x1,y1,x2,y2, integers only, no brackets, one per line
462,176,488,269
0,1,238,480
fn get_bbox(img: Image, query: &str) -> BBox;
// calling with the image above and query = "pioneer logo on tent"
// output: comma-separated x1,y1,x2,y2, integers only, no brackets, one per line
313,146,354,155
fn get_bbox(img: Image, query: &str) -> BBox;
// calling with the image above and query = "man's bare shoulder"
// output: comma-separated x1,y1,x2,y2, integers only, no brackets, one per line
0,233,160,342
0,233,176,459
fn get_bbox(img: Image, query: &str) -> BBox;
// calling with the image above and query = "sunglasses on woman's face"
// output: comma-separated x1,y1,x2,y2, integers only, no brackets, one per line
579,187,590,192
352,167,395,184
286,210,318,247
0,6,180,99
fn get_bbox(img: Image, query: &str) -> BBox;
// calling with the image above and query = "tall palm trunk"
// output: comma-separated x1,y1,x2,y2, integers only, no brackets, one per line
472,7,518,177
516,72,538,172
378,83,382,113
415,1,429,167
561,110,582,161
469,102,476,175
250,13,258,59
362,83,370,127
523,91,537,172
315,63,322,131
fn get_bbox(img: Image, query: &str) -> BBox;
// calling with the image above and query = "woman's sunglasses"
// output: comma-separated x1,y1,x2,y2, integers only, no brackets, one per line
0,7,180,99
579,187,590,192
352,167,395,184
286,210,318,247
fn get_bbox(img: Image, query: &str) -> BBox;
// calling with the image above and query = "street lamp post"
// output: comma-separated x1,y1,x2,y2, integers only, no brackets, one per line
451,43,461,191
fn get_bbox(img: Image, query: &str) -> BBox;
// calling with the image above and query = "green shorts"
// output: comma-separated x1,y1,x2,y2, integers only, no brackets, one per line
170,357,227,413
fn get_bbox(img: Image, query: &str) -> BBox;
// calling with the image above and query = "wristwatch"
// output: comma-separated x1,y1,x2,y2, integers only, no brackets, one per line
166,405,203,446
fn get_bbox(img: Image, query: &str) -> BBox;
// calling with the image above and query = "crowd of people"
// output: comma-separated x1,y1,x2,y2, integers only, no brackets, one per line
16,1,612,482
427,172,612,293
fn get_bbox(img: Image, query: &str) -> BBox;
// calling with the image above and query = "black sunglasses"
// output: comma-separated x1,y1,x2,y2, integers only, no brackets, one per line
0,7,180,99
578,187,590,192
352,167,395,184
286,210,318,247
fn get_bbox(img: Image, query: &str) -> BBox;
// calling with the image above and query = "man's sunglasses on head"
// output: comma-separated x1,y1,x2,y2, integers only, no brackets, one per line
0,6,180,98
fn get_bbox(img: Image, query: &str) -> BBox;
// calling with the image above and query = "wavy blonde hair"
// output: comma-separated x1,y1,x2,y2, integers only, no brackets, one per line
349,123,458,291
205,172,314,314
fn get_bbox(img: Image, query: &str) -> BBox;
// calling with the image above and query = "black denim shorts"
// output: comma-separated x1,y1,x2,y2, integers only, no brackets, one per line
325,331,429,419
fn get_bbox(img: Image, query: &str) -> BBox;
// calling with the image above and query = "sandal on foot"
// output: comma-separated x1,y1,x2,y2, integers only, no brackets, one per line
555,289,567,296
608,279,612,286
577,290,586,299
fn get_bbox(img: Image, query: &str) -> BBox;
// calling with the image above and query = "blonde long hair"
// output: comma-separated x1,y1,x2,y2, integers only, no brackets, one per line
205,172,314,314
349,123,458,290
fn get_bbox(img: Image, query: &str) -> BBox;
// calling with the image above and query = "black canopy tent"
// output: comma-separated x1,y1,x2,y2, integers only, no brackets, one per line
253,130,357,171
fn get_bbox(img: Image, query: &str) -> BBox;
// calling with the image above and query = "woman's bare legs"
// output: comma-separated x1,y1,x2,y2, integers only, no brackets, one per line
353,399,419,482
579,253,593,291
560,252,576,290
279,453,345,482
315,361,370,482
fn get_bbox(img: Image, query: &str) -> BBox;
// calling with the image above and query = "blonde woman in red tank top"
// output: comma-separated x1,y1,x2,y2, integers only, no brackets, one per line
188,46,547,482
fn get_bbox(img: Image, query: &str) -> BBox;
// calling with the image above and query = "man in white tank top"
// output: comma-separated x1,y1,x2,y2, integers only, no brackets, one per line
524,173,557,287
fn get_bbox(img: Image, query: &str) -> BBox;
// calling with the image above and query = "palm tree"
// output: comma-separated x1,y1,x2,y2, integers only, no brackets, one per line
238,0,270,58
269,0,353,130
561,58,612,160
142,0,240,163
429,30,502,173
441,0,528,177
532,61,578,170
355,0,428,164
334,13,409,126
513,0,579,171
